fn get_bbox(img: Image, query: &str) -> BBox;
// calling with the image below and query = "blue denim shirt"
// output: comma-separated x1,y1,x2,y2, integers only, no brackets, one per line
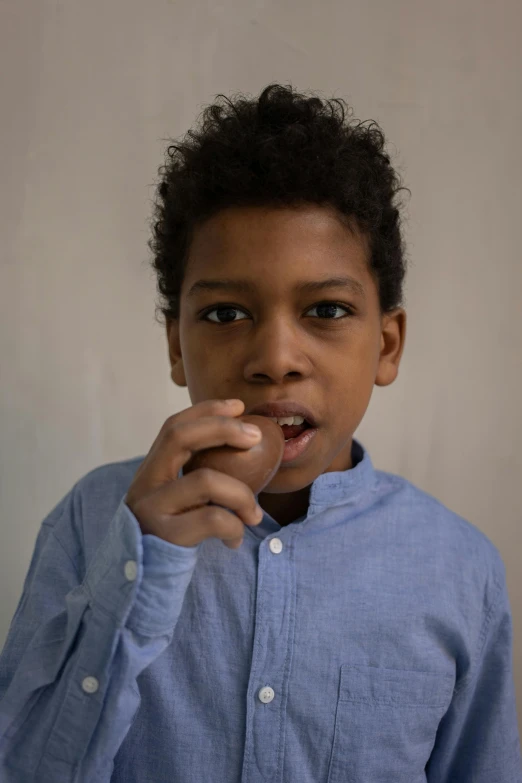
0,439,520,782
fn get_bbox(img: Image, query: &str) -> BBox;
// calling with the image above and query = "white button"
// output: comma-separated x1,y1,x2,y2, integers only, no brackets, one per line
124,560,137,581
81,676,99,694
269,537,283,554
258,686,275,703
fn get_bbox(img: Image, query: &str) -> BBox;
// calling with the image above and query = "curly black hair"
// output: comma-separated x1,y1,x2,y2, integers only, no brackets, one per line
148,83,410,323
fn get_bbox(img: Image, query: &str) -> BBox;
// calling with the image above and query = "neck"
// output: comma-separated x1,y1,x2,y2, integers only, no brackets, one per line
258,437,355,526
258,485,311,527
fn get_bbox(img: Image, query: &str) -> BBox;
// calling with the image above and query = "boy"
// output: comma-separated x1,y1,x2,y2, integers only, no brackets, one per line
0,83,520,782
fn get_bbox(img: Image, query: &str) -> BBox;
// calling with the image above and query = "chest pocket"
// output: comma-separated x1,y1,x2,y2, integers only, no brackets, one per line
326,663,455,783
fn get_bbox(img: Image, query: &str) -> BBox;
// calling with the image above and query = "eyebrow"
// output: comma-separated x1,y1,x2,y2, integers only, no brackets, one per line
187,275,366,299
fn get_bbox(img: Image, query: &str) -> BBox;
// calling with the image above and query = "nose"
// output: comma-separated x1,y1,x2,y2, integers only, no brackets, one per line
242,316,312,384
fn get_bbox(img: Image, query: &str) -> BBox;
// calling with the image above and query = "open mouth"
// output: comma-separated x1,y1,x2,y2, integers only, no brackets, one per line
279,420,311,441
254,410,318,464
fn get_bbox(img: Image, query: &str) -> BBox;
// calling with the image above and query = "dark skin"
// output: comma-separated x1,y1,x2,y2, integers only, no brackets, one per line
166,204,406,526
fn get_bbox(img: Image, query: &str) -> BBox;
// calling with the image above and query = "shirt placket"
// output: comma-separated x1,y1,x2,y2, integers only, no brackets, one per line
241,530,296,783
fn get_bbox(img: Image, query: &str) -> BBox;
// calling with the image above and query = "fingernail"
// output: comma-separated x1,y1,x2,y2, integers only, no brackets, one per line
224,399,242,405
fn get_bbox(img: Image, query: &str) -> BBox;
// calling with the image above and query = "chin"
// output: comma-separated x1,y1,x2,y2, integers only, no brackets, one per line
260,464,318,494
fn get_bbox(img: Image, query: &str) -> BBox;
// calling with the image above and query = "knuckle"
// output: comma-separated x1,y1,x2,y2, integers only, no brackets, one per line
196,467,216,493
168,430,180,450
164,419,180,442
164,413,179,431
205,504,225,527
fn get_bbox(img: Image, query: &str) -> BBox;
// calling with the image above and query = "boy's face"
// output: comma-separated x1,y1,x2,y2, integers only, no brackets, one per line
166,204,406,496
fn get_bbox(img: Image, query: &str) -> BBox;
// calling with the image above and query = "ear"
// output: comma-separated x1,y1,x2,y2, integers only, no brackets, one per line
166,318,187,387
375,308,407,387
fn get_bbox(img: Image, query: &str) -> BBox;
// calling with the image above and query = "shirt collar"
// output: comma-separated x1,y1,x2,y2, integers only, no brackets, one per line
307,437,375,512
249,437,376,536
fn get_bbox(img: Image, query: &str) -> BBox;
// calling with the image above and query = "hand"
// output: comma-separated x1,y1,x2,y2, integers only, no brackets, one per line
125,399,264,549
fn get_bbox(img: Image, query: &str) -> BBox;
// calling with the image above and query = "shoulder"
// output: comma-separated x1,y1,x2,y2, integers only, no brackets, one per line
45,455,147,566
76,454,146,503
77,455,146,544
373,467,506,586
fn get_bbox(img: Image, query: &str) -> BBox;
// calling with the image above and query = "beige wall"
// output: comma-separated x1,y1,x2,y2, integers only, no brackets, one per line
1,0,521,730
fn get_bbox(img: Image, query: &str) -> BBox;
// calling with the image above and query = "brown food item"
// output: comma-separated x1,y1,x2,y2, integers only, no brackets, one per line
183,415,285,494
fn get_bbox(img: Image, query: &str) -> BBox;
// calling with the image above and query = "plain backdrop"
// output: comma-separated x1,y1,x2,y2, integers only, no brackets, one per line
1,0,521,735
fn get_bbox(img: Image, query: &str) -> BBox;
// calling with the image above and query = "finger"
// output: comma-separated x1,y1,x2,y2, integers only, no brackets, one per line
132,399,246,487
151,414,261,485
139,399,244,469
170,505,246,549
140,467,262,528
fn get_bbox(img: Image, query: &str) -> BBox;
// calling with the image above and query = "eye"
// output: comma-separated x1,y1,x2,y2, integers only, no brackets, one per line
201,305,249,324
306,302,354,319
200,302,354,324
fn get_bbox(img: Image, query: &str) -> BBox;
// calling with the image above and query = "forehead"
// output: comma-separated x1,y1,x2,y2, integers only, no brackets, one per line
185,204,370,282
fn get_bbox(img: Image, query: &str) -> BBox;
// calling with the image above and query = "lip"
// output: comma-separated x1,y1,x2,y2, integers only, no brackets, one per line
280,426,318,464
246,400,318,428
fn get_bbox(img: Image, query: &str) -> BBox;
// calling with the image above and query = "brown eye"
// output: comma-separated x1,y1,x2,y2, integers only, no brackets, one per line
306,302,353,319
201,306,249,323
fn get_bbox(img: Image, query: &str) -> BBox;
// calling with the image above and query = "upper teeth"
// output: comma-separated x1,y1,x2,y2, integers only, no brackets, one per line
268,415,305,426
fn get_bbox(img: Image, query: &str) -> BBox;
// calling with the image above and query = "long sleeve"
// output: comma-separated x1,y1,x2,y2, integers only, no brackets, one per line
0,483,200,783
425,561,522,782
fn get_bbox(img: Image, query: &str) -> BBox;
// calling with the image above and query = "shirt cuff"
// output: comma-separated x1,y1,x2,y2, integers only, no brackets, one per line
84,498,200,637
126,523,200,636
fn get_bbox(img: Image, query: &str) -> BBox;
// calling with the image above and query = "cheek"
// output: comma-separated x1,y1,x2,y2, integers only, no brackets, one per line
184,349,236,400
328,344,379,417
337,330,380,379
354,325,382,372
182,333,216,372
